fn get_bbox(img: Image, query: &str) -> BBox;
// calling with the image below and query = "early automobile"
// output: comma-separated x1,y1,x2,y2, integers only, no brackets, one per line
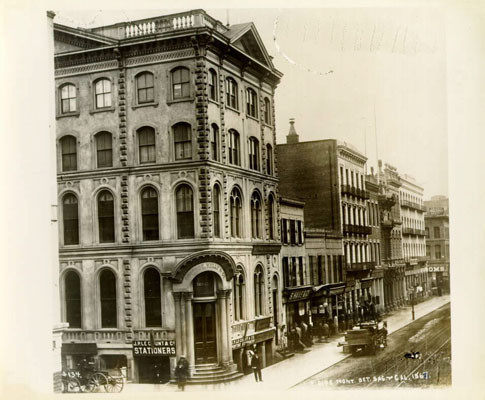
338,321,387,355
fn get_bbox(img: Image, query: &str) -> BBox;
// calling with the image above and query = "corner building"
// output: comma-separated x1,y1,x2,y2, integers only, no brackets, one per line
54,10,283,384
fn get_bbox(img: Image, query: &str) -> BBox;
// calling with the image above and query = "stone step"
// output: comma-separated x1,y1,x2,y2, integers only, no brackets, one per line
187,371,243,384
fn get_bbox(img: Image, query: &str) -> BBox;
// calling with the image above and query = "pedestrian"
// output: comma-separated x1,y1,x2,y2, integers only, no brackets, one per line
175,356,189,391
322,321,330,341
250,345,262,382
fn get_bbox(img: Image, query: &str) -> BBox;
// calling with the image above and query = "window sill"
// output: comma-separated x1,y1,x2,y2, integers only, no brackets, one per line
132,102,159,110
167,97,194,105
263,122,273,129
56,112,80,119
208,98,219,106
245,114,259,122
225,105,240,114
89,107,116,115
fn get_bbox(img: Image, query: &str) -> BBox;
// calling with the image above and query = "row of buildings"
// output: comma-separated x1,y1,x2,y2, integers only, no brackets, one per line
51,9,449,389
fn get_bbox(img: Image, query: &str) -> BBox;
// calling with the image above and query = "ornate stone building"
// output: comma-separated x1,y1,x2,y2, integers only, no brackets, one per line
54,10,282,384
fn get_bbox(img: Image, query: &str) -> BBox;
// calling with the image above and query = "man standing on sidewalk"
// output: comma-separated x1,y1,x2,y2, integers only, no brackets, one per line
250,345,263,382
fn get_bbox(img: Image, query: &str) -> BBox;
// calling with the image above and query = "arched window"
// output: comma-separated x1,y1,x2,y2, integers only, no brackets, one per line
225,77,238,109
136,72,154,104
63,193,79,245
233,270,245,321
230,187,242,238
141,187,159,241
94,79,111,109
173,122,192,160
246,88,258,117
228,129,240,166
98,190,115,243
254,265,264,316
61,135,77,172
100,269,117,328
172,67,190,100
210,124,219,161
212,185,221,238
248,137,260,171
60,83,76,114
208,69,217,101
268,194,275,240
95,132,112,168
176,184,194,239
193,272,215,297
138,127,156,164
266,144,273,175
65,271,81,328
251,192,262,239
264,97,271,125
144,268,162,327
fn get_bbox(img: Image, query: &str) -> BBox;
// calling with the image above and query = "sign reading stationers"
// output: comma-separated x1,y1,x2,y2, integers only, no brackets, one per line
133,340,176,356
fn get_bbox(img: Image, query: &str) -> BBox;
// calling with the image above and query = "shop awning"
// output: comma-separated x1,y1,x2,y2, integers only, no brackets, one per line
360,278,373,289
312,283,346,297
284,287,312,302
62,343,97,356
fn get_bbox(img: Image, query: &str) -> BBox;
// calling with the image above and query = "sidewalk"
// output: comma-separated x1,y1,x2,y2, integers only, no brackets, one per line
124,295,450,393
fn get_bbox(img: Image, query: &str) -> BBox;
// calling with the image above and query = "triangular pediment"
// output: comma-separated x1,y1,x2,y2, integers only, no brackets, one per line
226,23,273,69
54,24,116,55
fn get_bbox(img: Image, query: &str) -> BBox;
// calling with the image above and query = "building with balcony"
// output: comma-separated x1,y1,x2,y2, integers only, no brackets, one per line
377,162,406,310
425,197,450,294
399,174,429,300
277,121,374,325
54,9,283,384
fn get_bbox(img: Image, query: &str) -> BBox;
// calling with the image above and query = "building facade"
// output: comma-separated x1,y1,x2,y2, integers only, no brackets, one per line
276,122,381,327
424,196,450,294
54,10,283,384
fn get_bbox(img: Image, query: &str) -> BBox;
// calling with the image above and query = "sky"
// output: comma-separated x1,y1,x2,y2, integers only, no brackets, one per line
54,7,448,198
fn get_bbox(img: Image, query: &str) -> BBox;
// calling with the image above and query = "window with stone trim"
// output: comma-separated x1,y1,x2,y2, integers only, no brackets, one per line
254,265,264,316
98,190,115,243
141,187,159,241
210,124,219,161
212,184,221,238
138,127,156,164
230,187,242,237
233,270,245,321
249,137,260,171
228,129,240,166
250,191,262,239
100,269,117,328
225,77,238,109
136,72,155,104
63,193,79,245
61,135,77,172
144,268,162,327
264,97,271,124
208,69,218,101
246,87,258,118
171,67,190,100
173,122,192,160
94,78,112,109
95,131,113,168
266,144,273,175
176,184,194,239
65,270,81,328
60,83,77,114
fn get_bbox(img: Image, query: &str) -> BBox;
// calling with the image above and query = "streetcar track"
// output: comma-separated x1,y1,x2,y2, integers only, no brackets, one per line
292,303,451,389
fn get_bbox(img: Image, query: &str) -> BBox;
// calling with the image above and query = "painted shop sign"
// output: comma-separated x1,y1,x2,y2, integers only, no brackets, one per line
133,340,176,356
232,330,274,349
287,288,312,302
428,266,447,272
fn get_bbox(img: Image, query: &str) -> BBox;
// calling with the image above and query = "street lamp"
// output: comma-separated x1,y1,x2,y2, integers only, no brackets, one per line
409,287,415,321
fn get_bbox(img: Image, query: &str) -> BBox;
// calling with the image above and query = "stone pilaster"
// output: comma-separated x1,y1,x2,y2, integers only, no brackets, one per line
123,259,133,342
183,292,195,373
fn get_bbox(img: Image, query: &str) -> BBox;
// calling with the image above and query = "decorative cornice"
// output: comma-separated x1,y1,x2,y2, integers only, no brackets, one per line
55,60,118,77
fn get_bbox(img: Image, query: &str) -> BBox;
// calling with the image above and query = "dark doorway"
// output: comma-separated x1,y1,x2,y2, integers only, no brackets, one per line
137,356,171,383
193,302,217,364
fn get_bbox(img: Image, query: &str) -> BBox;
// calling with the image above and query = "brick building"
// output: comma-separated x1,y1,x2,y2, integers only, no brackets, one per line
54,10,283,384
425,196,450,294
276,121,380,326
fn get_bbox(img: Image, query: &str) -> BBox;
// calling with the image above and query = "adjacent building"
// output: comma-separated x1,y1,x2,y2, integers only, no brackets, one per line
425,196,450,294
54,9,283,384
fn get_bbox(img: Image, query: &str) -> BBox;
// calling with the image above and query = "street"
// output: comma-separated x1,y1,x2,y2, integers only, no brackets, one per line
294,303,451,389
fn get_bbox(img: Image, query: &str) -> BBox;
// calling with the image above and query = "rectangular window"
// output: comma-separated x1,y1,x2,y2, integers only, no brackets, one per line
281,219,288,244
282,257,289,288
298,257,304,286
289,220,296,245
308,256,315,285
172,68,190,99
317,256,323,284
137,73,154,104
435,245,442,259
434,226,441,239
290,257,297,287
297,221,303,244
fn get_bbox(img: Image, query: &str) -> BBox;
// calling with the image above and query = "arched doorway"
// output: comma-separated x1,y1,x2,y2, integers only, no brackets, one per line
192,272,218,364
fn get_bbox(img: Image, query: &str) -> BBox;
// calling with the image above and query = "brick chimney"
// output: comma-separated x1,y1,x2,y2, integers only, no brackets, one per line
287,118,299,144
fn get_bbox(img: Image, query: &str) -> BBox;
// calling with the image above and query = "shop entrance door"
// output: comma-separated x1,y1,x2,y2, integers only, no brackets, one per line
193,302,217,364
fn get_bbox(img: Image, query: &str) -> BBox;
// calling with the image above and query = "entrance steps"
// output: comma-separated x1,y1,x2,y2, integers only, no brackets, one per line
188,363,242,384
